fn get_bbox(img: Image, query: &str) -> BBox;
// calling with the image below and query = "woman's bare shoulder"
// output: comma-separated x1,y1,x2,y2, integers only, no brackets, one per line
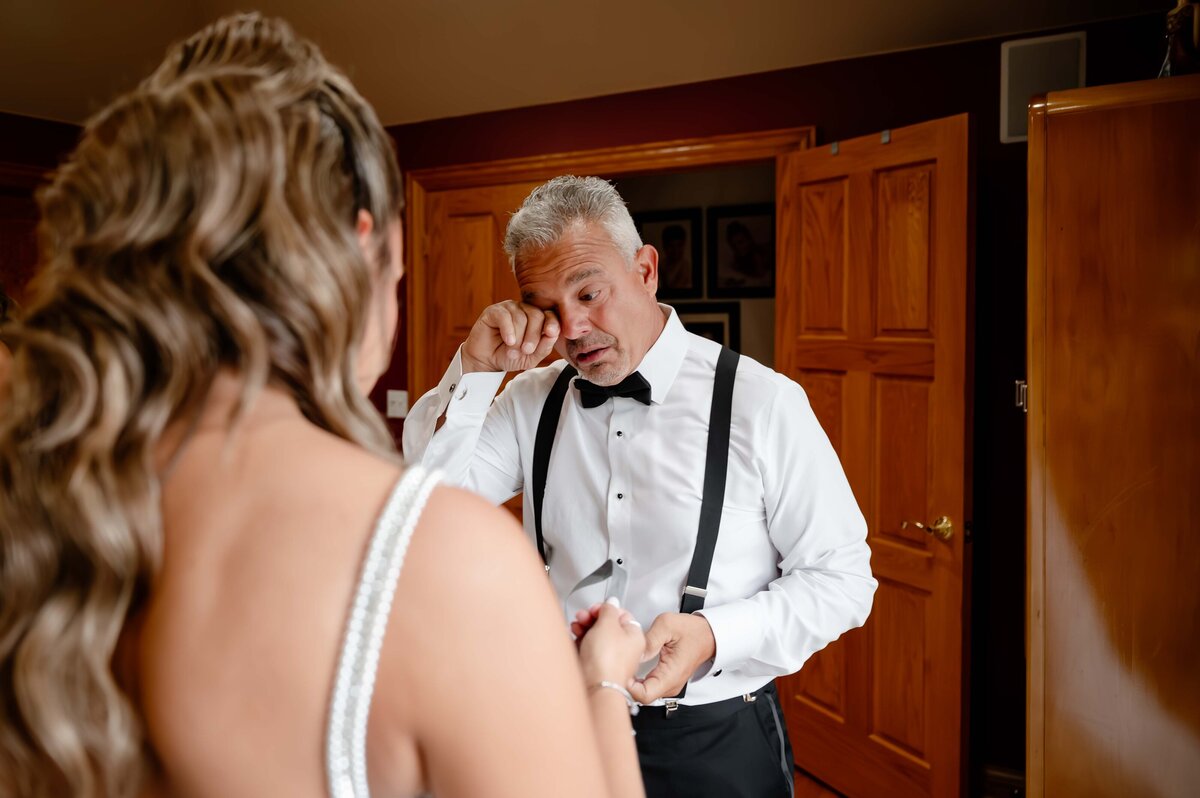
368,484,613,797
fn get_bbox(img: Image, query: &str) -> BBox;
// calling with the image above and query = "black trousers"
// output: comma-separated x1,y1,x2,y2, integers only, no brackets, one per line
633,682,795,798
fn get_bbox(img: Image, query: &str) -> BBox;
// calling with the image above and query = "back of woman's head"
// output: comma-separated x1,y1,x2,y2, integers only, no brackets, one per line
0,13,401,797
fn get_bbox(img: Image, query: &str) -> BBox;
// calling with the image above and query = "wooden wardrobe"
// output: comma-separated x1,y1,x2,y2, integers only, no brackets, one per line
1026,75,1200,797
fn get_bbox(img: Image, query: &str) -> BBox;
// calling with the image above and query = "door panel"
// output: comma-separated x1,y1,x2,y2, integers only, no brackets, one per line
417,182,541,397
876,165,934,335
776,115,970,798
797,179,848,334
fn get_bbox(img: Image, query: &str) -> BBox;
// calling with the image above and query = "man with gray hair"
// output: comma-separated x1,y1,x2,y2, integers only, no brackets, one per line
404,175,875,797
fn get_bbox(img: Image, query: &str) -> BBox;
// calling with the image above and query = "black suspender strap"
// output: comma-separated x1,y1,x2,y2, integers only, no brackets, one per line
532,364,578,569
671,346,739,701
532,348,740,601
680,346,740,615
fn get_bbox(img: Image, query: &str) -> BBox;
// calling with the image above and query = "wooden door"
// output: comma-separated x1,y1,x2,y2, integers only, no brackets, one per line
410,181,541,397
1026,76,1200,798
774,115,971,798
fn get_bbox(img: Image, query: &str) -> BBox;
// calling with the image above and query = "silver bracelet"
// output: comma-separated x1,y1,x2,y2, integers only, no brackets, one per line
589,680,640,717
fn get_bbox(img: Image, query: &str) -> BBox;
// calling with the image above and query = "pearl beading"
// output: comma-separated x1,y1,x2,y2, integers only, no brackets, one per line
326,466,441,798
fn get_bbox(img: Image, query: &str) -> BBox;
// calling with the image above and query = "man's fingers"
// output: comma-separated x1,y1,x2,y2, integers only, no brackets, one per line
486,305,516,348
541,310,561,341
531,330,557,362
629,671,675,704
520,305,545,354
507,308,529,357
631,655,687,704
641,615,673,660
627,679,653,704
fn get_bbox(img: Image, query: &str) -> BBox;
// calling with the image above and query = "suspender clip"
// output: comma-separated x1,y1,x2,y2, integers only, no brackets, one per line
664,699,679,718
683,585,707,599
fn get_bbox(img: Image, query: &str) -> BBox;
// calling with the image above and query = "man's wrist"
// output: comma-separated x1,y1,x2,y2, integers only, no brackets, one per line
692,612,717,662
460,351,488,374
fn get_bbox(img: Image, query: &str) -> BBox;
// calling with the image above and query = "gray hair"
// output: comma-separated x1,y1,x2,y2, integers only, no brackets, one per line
504,175,642,269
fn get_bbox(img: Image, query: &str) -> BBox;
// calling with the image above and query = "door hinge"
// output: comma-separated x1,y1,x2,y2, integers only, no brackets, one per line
1015,380,1028,413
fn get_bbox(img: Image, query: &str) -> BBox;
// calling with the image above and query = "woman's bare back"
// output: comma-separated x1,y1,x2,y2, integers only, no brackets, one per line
133,382,417,797
131,379,629,798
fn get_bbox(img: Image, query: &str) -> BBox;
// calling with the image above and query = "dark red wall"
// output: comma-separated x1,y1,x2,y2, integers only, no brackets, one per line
0,112,80,305
0,111,79,172
386,12,1168,786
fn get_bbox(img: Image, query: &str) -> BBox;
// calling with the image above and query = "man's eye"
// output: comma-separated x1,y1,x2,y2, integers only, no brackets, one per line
580,291,598,302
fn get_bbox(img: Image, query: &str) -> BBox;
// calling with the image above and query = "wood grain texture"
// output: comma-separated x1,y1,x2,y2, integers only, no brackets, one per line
876,166,933,335
875,377,933,549
794,766,845,798
799,180,848,333
793,634,849,721
872,579,930,759
1024,94,1049,798
407,127,813,191
776,114,970,798
1027,74,1200,798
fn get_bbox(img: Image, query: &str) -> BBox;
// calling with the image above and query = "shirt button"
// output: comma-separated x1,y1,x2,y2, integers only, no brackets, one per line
616,558,624,565
713,670,723,677
617,493,624,500
616,430,623,437
448,383,457,393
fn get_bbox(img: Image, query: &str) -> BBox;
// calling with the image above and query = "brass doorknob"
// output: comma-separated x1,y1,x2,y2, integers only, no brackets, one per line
901,516,954,541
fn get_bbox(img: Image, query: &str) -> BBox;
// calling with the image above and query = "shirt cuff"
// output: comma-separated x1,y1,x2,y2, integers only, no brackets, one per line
696,599,766,674
440,347,505,417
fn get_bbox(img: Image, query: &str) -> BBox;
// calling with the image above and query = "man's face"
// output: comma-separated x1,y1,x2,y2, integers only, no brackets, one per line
517,222,664,386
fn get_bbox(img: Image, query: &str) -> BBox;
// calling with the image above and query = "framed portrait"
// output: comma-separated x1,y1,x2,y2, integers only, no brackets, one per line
672,301,741,351
706,203,775,298
633,208,703,299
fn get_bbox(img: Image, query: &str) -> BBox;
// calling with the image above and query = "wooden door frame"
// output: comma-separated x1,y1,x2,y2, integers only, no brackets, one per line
1025,74,1200,798
403,126,813,394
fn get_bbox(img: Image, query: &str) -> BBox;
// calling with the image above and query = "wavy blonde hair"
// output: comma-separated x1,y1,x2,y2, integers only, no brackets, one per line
0,14,402,797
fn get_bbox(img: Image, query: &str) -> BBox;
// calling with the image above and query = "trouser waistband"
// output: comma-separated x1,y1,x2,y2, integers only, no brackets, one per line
633,682,775,729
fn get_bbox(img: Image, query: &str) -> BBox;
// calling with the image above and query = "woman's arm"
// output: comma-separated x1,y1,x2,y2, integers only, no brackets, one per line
375,486,645,798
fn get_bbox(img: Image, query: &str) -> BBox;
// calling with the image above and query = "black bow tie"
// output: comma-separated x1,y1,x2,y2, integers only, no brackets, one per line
574,372,652,409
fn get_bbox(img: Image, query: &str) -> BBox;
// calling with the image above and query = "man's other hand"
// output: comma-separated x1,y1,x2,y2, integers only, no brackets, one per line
628,612,716,703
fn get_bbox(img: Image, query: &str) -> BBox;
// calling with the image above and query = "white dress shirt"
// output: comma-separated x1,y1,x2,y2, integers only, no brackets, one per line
403,307,876,706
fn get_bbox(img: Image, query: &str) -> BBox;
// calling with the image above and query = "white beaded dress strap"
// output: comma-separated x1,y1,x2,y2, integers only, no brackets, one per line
326,466,441,798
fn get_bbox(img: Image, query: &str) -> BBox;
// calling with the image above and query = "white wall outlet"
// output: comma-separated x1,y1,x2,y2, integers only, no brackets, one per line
386,389,409,419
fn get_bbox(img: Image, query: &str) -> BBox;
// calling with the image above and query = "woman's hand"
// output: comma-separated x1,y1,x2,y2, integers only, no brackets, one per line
576,599,645,687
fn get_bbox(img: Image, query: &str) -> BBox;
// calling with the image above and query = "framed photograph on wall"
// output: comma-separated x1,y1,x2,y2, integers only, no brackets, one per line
707,203,775,298
633,208,703,299
672,301,741,351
